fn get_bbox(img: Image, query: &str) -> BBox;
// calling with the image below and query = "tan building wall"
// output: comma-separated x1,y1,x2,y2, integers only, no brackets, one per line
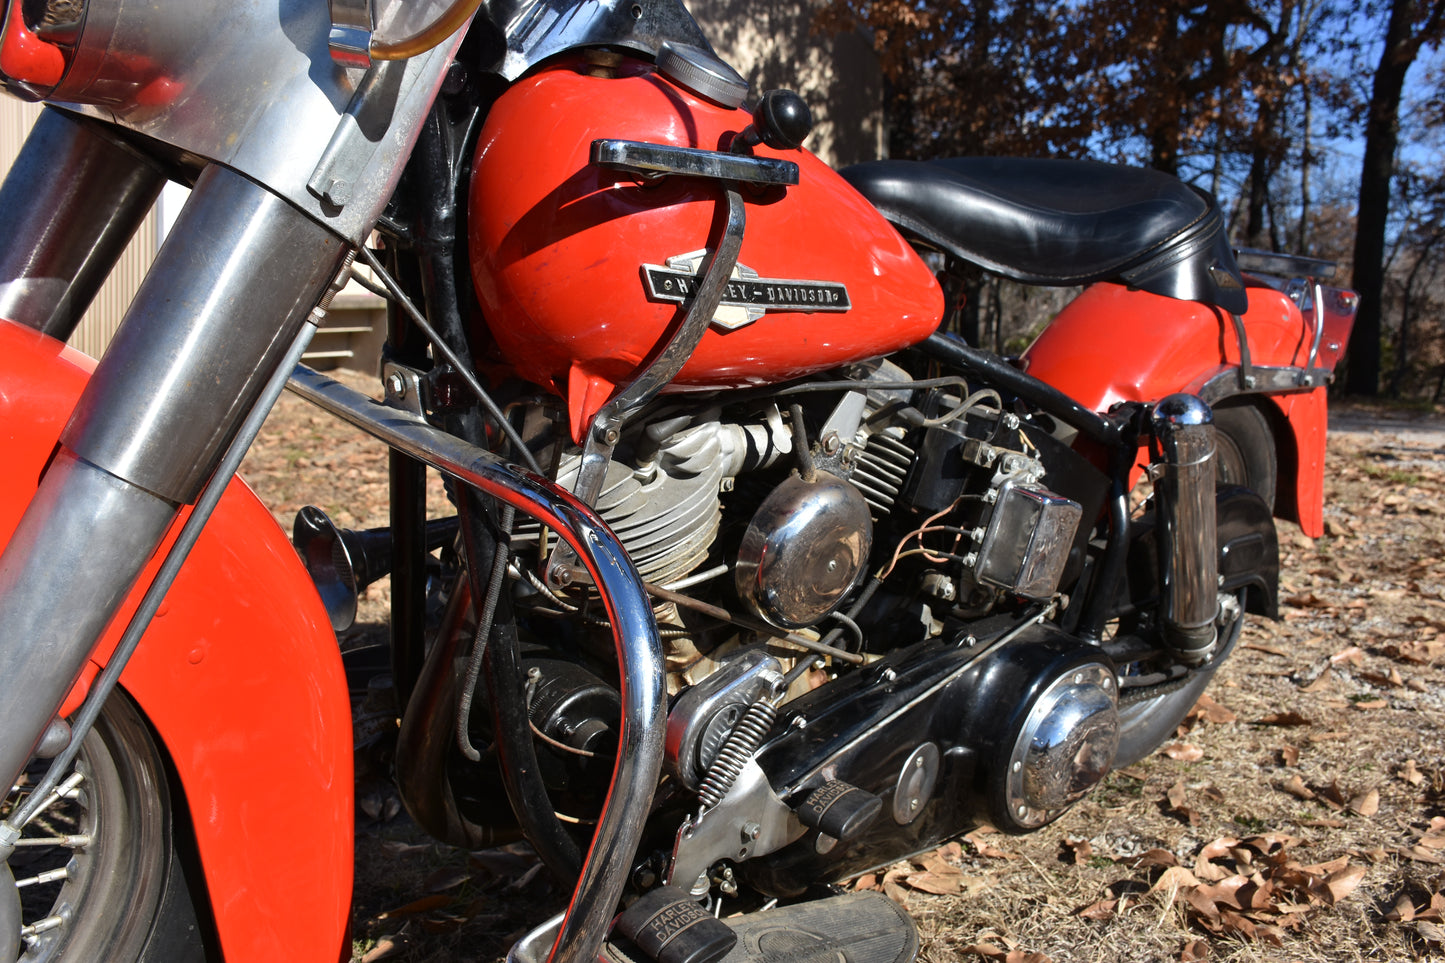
0,99,158,359
689,0,886,167
0,100,385,370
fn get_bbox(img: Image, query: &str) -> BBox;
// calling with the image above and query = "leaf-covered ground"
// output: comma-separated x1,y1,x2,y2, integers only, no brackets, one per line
242,386,1445,963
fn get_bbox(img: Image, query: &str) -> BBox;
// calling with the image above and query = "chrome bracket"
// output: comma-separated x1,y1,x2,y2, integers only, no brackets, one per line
545,186,747,585
328,0,374,68
307,59,403,209
665,759,802,896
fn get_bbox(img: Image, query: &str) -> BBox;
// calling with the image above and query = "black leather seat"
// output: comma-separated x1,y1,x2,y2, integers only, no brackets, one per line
841,157,1248,314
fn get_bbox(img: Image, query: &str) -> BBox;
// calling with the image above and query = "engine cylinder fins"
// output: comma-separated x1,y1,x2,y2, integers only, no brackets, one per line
735,471,873,629
850,432,914,520
1001,660,1119,831
512,445,724,587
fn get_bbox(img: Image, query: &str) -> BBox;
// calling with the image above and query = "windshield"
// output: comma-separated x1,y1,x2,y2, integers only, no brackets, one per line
482,0,714,79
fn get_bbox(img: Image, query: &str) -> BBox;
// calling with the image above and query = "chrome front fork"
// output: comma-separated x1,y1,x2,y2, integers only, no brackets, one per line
0,114,348,789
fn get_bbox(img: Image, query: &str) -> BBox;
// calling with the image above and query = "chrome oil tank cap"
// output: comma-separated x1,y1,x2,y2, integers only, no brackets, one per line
656,41,747,109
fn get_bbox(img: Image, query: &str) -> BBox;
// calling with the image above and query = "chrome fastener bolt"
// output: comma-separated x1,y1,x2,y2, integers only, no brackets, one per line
385,372,406,399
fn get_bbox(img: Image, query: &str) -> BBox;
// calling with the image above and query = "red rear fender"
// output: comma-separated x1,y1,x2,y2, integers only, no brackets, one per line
1022,282,1335,536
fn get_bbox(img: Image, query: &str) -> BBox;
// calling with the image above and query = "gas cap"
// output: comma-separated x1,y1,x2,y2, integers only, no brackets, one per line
655,41,748,108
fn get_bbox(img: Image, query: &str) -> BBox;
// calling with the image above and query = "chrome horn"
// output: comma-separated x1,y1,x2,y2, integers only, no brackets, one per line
292,506,459,631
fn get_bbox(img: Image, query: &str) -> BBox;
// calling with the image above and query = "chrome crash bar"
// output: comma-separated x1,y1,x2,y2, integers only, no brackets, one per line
287,365,665,963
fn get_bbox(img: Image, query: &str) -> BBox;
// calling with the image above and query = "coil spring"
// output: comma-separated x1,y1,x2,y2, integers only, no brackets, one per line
696,699,778,811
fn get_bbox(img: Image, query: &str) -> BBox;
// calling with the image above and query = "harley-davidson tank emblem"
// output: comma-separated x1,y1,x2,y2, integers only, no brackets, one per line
642,250,852,330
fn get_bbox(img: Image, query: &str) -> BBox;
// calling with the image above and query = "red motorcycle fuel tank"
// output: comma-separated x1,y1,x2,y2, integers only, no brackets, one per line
468,55,944,442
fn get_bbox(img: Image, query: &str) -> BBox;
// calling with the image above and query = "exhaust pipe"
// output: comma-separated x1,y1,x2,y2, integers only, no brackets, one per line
1151,394,1218,665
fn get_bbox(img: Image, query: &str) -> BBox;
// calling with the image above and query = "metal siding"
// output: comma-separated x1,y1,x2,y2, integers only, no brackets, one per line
0,100,159,359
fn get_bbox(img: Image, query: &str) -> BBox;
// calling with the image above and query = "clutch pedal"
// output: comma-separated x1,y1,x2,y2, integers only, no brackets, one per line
607,890,918,963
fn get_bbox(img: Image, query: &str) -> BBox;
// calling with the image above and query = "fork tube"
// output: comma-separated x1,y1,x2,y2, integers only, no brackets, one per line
0,163,346,788
0,109,166,340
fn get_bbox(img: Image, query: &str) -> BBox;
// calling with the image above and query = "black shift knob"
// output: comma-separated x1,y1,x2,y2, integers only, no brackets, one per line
753,89,812,150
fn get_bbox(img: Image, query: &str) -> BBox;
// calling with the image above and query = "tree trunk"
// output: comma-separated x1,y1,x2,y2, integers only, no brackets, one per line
1348,0,1442,395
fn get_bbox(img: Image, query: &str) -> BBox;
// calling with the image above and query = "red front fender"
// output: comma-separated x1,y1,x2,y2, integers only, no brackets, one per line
1021,282,1331,537
0,320,352,962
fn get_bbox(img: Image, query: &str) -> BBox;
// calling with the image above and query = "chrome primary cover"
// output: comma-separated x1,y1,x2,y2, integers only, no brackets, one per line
1004,661,1118,830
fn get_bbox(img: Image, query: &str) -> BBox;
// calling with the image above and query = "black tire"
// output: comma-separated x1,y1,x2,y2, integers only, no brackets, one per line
1212,402,1277,511
6,695,206,962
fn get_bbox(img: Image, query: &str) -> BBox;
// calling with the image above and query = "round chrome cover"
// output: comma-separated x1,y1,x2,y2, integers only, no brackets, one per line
735,471,872,629
655,41,749,108
1005,661,1118,830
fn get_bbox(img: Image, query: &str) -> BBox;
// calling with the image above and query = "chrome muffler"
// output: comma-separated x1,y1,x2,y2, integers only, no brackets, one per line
1151,394,1219,665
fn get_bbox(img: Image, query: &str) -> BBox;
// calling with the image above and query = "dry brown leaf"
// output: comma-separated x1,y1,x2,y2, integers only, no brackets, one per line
1150,865,1203,895
853,873,879,891
965,829,1019,861
1167,780,1188,809
1077,898,1118,921
1330,645,1365,666
1179,938,1209,961
1243,642,1290,657
1402,846,1445,864
1352,698,1388,710
1195,875,1251,910
1401,759,1425,786
1134,848,1180,869
1324,865,1367,905
959,943,1007,959
1419,835,1445,850
1387,895,1417,922
1300,671,1332,693
901,872,961,895
882,876,910,908
918,851,962,876
1061,838,1093,865
1281,774,1315,800
1194,855,1230,882
1316,779,1347,811
1348,788,1380,817
375,894,452,921
1199,837,1242,862
1277,745,1300,767
1298,855,1350,877
1241,834,1299,857
423,867,470,894
1163,742,1205,762
360,938,401,963
1182,884,1222,923
1187,693,1237,725
1256,711,1311,727
1417,920,1445,944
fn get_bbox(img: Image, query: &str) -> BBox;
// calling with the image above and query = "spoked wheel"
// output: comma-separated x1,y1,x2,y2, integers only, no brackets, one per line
1211,402,1277,511
2,694,203,962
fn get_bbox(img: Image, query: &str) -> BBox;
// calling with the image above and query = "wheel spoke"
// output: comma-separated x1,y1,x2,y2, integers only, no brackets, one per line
14,867,68,889
21,914,65,939
12,835,90,849
12,771,84,830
